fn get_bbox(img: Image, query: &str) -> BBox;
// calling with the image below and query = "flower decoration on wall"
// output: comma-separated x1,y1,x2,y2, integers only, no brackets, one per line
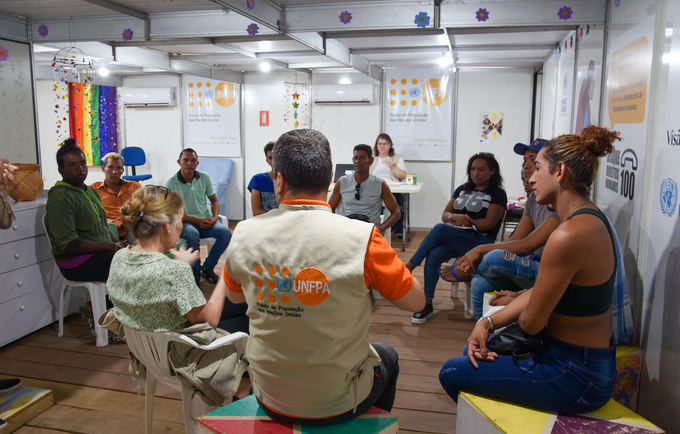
558,6,573,20
577,27,583,41
278,20,285,33
122,29,133,40
339,11,352,24
0,47,8,61
247,23,260,35
247,0,255,10
38,25,49,37
415,12,430,28
476,8,489,22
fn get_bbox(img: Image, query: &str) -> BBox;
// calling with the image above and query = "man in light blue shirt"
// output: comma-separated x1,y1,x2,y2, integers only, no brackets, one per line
165,148,231,286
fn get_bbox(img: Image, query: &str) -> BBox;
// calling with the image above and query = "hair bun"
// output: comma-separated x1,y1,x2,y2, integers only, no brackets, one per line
580,126,621,158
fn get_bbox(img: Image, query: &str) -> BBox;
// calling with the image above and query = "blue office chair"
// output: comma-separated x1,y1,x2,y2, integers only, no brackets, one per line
197,158,234,216
120,146,152,181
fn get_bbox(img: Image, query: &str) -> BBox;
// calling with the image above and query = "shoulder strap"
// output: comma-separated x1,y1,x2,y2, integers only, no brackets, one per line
569,208,617,272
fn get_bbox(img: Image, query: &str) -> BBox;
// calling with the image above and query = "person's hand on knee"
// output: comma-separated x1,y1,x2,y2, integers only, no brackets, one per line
489,290,523,306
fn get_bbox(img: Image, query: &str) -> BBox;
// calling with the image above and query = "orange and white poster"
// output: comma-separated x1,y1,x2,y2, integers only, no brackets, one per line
384,68,453,161
183,74,241,157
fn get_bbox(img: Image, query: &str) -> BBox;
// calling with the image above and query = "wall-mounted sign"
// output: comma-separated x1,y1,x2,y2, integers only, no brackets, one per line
260,111,269,126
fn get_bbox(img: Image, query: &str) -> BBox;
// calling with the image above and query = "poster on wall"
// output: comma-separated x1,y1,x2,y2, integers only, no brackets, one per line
573,25,604,134
183,74,241,157
554,32,576,136
383,68,453,161
479,112,503,143
599,17,655,222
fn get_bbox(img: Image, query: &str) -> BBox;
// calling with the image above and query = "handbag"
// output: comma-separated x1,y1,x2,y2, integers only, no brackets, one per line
0,190,15,230
486,322,546,361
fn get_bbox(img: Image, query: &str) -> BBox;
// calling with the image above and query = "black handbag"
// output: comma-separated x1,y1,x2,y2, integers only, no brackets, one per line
486,322,546,361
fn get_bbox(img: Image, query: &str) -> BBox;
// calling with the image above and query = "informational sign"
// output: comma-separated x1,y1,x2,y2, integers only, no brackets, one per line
573,25,604,135
384,68,453,161
183,74,241,157
599,17,654,221
260,111,269,126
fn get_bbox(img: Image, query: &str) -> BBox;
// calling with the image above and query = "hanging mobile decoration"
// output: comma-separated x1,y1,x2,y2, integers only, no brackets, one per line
0,46,8,61
577,27,583,41
284,75,308,129
51,47,95,84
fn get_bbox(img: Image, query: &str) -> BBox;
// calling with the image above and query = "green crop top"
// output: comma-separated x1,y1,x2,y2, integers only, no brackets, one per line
552,208,617,317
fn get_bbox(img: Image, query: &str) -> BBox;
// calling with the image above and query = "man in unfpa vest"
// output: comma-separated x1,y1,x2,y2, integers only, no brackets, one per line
221,129,425,426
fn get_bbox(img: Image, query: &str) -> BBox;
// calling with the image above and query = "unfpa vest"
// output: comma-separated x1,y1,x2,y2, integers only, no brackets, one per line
225,202,379,418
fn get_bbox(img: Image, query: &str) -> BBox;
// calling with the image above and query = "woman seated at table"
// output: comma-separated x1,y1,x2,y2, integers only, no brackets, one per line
406,152,507,324
107,185,248,334
248,141,278,216
370,133,407,240
439,126,620,414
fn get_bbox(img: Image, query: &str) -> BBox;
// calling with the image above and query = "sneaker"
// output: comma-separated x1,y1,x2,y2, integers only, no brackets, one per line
412,303,434,325
201,267,219,284
79,306,97,343
194,271,202,287
395,233,403,241
0,379,21,394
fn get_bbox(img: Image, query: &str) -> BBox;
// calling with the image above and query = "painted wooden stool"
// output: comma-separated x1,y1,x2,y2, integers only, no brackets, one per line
197,394,398,434
0,386,54,433
456,391,664,434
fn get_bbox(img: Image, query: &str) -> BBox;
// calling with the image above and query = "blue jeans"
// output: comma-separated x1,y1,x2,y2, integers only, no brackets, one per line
258,342,399,426
471,250,540,319
408,224,494,299
393,193,405,235
439,333,616,413
180,220,232,273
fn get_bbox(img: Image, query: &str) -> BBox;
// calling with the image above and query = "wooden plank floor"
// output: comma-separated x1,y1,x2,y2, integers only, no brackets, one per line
0,229,475,434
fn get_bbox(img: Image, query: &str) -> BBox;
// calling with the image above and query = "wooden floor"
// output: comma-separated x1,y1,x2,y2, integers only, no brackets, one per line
0,229,475,434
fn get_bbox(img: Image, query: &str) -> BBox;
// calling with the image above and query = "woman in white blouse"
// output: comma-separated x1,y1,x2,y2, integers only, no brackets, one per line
370,133,406,240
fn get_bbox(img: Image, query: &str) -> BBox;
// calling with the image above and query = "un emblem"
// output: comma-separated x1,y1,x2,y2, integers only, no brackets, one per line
408,87,420,97
660,178,678,217
277,279,293,293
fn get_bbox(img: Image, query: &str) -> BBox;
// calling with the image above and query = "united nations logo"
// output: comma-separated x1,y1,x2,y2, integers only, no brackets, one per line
660,178,678,217
276,278,293,292
408,87,420,97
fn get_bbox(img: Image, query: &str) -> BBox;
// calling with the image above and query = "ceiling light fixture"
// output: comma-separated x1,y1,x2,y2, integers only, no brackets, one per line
98,64,109,76
260,61,271,72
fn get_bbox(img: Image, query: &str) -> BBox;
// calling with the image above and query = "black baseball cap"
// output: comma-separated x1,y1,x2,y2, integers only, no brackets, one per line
514,138,548,156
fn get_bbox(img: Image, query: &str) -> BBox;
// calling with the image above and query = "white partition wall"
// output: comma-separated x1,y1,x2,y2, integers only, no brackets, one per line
455,70,534,201
540,52,558,139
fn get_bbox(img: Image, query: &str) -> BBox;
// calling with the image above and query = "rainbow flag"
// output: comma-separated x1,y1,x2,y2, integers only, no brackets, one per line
68,83,118,166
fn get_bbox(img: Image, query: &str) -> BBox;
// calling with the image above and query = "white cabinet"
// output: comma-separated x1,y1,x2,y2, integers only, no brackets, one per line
0,192,80,347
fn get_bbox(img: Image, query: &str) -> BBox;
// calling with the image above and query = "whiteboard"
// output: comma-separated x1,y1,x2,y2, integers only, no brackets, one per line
0,38,38,164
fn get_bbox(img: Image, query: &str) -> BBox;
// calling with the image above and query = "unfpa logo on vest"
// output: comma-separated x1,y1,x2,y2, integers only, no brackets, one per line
294,268,330,306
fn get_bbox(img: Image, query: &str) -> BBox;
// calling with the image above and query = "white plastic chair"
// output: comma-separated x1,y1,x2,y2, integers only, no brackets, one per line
451,282,475,319
123,326,248,434
42,214,109,347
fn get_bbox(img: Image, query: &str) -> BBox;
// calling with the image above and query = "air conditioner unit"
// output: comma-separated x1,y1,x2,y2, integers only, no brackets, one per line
313,84,375,105
119,87,178,107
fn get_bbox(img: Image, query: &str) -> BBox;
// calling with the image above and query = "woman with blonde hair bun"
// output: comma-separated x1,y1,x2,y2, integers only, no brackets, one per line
107,185,247,333
440,125,622,414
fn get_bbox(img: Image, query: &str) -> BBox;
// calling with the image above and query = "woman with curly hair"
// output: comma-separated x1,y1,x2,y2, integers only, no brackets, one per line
439,126,621,414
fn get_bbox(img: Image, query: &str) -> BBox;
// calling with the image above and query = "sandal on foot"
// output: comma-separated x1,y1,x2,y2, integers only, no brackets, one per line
439,264,471,283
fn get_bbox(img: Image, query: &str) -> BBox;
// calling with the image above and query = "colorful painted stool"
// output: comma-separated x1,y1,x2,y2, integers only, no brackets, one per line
614,346,642,411
0,386,54,433
457,391,664,434
197,394,398,434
